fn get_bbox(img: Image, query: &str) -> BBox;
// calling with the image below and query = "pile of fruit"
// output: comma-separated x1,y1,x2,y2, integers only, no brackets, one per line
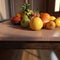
11,3,60,31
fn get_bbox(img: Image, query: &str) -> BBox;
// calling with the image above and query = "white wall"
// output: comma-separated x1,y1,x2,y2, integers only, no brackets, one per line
54,0,60,12
0,0,9,21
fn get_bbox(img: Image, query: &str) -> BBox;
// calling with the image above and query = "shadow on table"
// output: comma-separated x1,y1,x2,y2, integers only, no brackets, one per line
0,49,23,60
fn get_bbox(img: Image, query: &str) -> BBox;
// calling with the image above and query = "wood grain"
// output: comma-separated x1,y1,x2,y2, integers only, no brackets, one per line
0,21,60,41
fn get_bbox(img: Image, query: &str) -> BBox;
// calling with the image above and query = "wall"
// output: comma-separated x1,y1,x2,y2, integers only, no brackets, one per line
10,0,24,17
0,0,9,21
46,0,60,17
10,0,46,17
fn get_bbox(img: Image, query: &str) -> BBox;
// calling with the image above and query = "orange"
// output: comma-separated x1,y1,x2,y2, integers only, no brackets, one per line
46,21,56,30
40,13,51,20
30,17,43,31
40,13,50,24
16,13,22,18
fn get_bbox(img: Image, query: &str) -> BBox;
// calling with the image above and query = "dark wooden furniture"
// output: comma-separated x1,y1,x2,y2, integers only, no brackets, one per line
0,21,60,47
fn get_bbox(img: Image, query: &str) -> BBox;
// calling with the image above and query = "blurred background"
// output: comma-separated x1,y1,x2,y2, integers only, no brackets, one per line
0,0,60,21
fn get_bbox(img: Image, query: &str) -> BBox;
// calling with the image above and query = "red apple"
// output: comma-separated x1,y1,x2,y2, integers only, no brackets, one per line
11,16,22,25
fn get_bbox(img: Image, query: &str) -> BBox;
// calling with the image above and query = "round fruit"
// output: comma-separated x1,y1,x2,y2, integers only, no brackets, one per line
46,21,56,30
50,16,56,21
55,17,60,27
30,17,43,31
32,13,40,17
42,17,50,23
40,13,50,24
11,16,21,25
40,13,51,20
21,20,30,28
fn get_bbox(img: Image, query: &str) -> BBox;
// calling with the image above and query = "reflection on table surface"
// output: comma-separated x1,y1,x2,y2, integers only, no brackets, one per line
0,49,59,60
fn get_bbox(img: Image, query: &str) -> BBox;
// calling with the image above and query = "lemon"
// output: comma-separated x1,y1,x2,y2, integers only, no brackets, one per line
50,16,56,21
55,17,60,27
30,17,43,31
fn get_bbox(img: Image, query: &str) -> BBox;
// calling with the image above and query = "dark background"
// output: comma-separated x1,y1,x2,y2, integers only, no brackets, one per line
9,0,60,17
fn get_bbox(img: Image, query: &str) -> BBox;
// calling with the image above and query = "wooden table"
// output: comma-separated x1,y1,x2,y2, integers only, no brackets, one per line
0,21,60,59
0,21,60,48
0,21,60,41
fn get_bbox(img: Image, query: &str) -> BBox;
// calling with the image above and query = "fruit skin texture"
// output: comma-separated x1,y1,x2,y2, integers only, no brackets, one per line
21,14,30,28
40,13,51,20
40,13,50,24
46,21,56,30
30,17,43,31
11,16,21,25
55,17,60,27
50,16,56,21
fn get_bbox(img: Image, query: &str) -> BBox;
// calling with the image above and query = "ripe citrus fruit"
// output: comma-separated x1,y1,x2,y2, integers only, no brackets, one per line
50,16,56,21
40,13,50,24
40,13,51,20
55,17,60,27
46,21,56,30
30,17,43,31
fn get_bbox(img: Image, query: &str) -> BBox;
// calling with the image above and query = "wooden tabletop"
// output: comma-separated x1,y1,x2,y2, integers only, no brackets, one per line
0,21,60,41
0,21,60,59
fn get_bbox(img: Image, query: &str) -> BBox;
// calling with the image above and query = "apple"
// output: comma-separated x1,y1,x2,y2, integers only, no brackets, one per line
11,16,22,25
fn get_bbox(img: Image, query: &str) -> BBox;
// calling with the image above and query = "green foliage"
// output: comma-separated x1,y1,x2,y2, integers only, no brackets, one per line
21,3,30,13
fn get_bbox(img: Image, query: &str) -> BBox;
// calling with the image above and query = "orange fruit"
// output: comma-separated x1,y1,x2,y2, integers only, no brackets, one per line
30,17,43,31
46,21,56,30
40,13,51,20
40,13,50,24
42,17,50,23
